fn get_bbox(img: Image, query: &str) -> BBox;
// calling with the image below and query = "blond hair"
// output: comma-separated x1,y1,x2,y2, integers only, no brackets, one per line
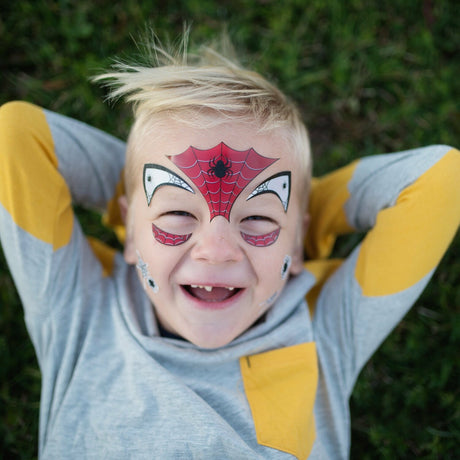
94,32,311,205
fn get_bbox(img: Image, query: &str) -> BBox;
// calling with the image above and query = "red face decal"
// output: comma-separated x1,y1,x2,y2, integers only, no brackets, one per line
152,223,192,246
170,142,277,221
240,227,281,247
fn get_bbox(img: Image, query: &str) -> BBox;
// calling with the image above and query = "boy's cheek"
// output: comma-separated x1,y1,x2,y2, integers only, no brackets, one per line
117,194,137,265
289,251,304,275
122,218,138,265
123,241,137,265
289,211,309,274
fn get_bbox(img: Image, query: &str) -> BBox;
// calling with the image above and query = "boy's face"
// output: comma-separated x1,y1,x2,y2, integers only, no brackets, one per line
122,119,307,348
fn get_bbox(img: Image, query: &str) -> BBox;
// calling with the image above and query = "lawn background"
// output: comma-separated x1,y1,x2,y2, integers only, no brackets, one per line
1,1,458,458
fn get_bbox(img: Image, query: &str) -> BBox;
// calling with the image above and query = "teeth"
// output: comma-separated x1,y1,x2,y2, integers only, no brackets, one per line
189,285,235,291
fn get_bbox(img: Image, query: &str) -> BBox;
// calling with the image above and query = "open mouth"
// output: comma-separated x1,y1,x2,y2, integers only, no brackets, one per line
182,285,242,302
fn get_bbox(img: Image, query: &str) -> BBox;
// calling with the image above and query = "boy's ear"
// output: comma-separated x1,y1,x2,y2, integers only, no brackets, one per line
290,213,310,275
118,195,137,265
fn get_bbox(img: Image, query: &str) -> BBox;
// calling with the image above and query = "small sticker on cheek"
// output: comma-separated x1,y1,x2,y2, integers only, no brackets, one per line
136,250,159,294
257,256,292,311
281,255,292,280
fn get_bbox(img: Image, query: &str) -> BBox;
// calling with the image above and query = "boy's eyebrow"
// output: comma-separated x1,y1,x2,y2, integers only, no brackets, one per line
143,164,194,206
246,171,291,212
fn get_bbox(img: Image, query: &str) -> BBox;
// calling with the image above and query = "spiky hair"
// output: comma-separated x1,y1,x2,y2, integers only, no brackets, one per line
94,30,311,202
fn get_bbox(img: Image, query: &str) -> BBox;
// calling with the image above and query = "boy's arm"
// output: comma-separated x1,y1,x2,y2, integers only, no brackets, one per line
0,101,125,319
305,164,357,260
309,145,460,391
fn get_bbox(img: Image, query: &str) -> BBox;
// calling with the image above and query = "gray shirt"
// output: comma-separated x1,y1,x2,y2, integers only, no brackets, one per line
1,101,458,459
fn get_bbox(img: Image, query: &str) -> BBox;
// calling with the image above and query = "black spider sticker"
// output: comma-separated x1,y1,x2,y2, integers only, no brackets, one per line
208,155,233,179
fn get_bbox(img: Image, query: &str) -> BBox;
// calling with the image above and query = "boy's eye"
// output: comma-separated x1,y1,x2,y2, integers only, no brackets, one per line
166,210,194,217
243,215,272,221
240,215,279,234
242,215,277,224
154,210,197,236
240,216,280,247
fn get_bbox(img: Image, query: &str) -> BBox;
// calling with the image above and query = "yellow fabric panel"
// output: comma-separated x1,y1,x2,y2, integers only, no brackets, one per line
304,259,343,316
87,237,116,277
102,174,126,244
240,343,318,460
356,148,460,296
305,163,357,259
0,101,73,250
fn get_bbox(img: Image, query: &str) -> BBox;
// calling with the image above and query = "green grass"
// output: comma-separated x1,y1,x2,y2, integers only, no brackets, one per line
1,1,459,458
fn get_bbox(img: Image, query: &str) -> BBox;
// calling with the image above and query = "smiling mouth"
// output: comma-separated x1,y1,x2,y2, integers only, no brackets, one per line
183,285,242,302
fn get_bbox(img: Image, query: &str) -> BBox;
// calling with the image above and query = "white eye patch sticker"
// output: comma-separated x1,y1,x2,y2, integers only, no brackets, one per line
246,172,291,212
143,164,194,206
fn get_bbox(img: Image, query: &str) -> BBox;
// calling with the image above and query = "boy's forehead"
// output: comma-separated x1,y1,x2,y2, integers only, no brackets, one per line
136,117,295,164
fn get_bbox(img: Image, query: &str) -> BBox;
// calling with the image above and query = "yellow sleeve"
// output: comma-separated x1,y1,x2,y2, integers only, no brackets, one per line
305,146,460,301
305,162,357,260
0,101,73,250
0,101,126,283
355,148,460,296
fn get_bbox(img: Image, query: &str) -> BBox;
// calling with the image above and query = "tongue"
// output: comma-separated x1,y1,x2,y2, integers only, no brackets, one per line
189,286,235,302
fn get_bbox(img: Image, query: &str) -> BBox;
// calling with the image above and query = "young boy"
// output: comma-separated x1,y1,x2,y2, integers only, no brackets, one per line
0,41,459,459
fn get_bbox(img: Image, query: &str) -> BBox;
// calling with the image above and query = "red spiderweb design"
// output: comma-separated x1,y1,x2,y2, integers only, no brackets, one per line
240,227,280,247
152,223,191,246
170,142,277,221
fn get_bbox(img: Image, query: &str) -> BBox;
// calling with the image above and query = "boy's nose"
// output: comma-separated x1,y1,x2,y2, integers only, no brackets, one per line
190,216,244,264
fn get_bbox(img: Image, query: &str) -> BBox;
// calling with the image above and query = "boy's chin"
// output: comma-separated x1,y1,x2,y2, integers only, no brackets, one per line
178,315,268,349
156,317,234,348
169,323,249,349
184,330,239,349
156,303,270,349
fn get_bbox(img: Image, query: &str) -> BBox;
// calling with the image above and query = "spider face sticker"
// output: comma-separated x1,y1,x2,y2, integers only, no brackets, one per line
239,172,291,247
247,172,291,212
281,255,292,280
208,156,233,179
170,142,277,221
240,227,280,247
143,164,195,246
144,144,287,248
152,223,192,246
143,164,194,206
136,250,159,293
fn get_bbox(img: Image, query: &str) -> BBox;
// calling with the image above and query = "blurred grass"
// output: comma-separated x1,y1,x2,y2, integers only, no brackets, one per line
1,1,459,458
